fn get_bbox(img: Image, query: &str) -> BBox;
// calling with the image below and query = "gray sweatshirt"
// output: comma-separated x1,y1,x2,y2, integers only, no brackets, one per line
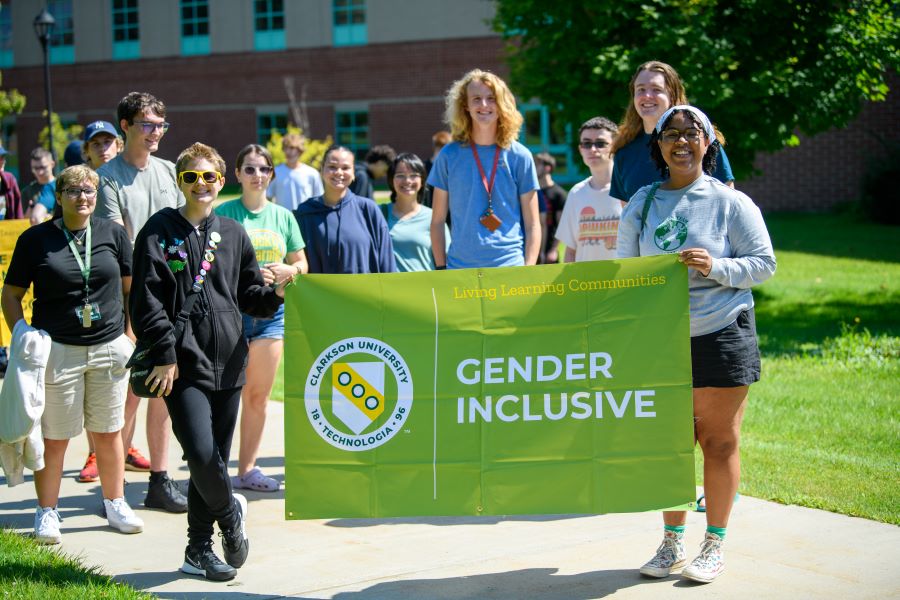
617,175,776,336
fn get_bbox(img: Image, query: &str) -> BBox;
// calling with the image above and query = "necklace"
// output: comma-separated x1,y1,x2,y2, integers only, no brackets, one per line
69,228,88,245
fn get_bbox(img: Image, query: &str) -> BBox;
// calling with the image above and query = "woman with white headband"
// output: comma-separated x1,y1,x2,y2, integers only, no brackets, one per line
617,105,776,584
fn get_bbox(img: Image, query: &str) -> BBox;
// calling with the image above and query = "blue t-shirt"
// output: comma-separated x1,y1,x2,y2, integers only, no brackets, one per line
610,132,734,203
427,140,539,269
34,180,56,215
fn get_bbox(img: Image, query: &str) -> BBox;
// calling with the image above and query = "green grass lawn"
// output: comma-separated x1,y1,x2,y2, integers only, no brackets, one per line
0,528,152,599
717,212,900,524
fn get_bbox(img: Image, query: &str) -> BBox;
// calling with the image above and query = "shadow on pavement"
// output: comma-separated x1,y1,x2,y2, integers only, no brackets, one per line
122,572,313,599
331,567,674,599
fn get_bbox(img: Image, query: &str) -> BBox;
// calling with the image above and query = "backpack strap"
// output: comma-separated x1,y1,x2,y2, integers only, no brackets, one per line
639,182,662,235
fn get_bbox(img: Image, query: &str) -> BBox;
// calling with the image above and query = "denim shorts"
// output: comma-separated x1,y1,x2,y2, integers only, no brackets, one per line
690,308,761,388
242,304,285,342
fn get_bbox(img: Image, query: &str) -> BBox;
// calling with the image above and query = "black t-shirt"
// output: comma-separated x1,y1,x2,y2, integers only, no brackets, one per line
542,183,568,228
5,216,132,345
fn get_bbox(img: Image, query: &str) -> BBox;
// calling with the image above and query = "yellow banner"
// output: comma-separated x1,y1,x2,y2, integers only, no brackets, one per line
0,220,34,345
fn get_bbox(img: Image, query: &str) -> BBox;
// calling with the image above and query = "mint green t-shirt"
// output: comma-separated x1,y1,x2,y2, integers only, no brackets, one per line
215,199,305,265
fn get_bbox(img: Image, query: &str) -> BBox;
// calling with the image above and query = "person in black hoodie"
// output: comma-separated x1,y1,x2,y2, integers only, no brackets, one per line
294,144,396,274
130,143,293,582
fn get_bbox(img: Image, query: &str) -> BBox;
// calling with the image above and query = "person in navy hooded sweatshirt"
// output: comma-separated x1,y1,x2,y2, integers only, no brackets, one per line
293,145,395,274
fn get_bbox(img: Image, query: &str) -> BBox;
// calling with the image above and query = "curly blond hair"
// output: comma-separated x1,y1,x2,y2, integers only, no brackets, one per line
444,69,523,148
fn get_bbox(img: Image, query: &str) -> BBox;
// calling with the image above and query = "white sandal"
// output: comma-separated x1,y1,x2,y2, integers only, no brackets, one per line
231,467,279,492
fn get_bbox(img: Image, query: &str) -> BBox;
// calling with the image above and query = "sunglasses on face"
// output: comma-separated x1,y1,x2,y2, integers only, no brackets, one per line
178,170,221,185
134,121,170,135
241,165,273,176
579,140,610,150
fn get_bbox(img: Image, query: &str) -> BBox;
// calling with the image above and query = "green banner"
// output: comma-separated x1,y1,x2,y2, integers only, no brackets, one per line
284,255,695,519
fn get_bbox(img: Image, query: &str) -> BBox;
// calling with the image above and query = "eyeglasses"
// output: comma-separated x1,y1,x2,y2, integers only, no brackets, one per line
579,141,610,150
63,187,97,199
660,128,703,143
393,173,422,181
178,170,221,185
134,121,170,135
241,165,273,176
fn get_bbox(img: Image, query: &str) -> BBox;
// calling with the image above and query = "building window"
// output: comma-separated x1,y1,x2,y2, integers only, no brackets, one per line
254,0,285,51
180,0,210,56
335,110,368,158
519,103,577,183
333,0,366,47
112,0,140,60
257,113,288,145
0,0,13,68
48,0,75,64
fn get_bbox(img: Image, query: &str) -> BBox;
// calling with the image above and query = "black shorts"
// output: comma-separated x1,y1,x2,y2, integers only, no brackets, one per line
691,308,761,388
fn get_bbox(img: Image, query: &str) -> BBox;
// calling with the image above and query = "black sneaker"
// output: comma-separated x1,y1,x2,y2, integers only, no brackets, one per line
181,542,236,581
145,475,188,513
220,493,249,568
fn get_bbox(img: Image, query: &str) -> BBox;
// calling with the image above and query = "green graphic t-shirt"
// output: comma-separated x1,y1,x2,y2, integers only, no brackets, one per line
215,199,305,264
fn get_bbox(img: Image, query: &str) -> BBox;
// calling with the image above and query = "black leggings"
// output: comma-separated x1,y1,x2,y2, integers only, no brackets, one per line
164,381,241,545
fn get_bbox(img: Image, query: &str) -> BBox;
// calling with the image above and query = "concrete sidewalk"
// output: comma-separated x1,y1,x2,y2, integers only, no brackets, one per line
1,401,897,599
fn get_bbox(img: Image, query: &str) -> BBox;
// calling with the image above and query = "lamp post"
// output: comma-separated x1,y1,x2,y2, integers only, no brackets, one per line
33,8,56,168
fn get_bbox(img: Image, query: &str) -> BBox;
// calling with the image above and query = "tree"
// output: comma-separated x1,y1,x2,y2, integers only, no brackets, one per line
38,112,82,165
0,71,26,137
264,124,332,170
493,0,899,178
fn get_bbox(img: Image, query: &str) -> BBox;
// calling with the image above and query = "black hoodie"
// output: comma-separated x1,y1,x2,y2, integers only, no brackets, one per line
130,207,282,390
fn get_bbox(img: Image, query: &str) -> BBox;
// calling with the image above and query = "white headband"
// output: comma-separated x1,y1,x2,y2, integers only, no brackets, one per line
655,105,715,140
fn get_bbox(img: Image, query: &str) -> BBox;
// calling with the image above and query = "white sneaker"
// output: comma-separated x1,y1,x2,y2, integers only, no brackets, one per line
34,506,62,545
639,530,686,577
682,531,725,583
104,497,144,534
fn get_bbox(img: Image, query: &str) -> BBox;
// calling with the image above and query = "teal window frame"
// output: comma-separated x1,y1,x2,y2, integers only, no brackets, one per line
48,0,75,65
0,0,13,67
335,110,369,158
333,0,367,47
112,0,140,60
180,0,210,56
257,113,288,145
519,102,578,185
254,0,285,51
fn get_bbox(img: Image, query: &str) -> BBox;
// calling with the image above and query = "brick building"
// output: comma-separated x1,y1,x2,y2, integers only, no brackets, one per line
1,0,895,211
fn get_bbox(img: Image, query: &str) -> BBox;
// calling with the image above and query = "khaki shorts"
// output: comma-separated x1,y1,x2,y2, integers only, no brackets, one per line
42,333,133,440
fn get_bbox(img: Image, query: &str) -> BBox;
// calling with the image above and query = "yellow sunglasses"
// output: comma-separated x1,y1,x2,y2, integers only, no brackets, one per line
178,170,222,185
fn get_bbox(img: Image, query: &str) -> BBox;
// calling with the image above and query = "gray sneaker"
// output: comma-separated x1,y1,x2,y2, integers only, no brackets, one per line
639,530,686,578
34,506,62,545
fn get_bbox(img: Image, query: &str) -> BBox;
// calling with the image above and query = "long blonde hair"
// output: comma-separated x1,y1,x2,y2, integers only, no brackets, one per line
611,61,688,155
444,69,523,148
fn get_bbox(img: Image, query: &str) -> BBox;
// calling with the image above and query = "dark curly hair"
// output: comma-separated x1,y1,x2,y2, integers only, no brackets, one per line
649,109,719,178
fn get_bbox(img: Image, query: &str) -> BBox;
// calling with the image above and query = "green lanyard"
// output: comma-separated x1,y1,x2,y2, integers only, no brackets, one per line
63,222,92,303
